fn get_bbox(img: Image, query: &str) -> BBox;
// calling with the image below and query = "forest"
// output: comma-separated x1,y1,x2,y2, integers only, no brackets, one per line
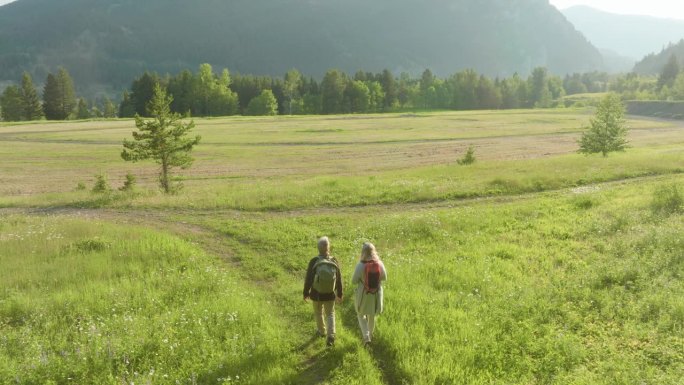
1,58,683,121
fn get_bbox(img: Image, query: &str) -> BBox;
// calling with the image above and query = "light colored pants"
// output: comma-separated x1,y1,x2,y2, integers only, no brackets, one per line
357,313,375,342
313,300,335,337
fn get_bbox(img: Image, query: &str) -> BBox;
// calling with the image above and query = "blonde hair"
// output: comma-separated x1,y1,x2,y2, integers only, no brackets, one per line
360,242,379,261
317,236,331,257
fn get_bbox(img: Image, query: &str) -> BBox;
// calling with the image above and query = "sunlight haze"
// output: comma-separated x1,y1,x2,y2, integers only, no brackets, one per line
549,0,684,20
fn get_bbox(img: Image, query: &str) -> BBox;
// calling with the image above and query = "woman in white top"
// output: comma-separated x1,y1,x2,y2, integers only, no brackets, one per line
351,242,387,345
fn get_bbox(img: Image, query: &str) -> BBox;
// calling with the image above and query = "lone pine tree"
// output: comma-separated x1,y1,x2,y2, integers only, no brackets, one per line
121,84,201,193
578,93,628,157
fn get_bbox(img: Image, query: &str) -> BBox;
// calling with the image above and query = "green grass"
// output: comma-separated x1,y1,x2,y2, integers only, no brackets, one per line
188,178,684,384
0,216,304,384
1,109,683,384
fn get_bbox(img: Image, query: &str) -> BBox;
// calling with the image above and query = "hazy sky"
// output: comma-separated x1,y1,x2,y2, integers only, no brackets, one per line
0,0,682,20
549,0,684,20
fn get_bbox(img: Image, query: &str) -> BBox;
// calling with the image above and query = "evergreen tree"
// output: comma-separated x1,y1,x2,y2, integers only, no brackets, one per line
657,54,680,91
76,98,90,119
528,67,551,108
118,91,136,118
130,72,160,116
42,73,62,120
380,69,398,110
43,68,76,120
476,75,501,110
121,84,201,193
0,85,24,121
419,69,436,108
320,69,347,114
103,97,117,118
56,67,77,119
578,93,628,157
20,72,43,120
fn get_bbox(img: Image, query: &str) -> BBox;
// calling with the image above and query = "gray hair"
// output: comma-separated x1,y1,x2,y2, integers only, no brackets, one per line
360,242,378,261
317,236,330,256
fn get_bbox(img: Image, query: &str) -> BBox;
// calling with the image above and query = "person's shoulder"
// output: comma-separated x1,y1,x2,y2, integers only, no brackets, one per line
308,256,320,266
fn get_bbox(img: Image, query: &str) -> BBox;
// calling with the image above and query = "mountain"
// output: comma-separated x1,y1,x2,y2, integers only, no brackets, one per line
561,5,684,63
0,0,603,96
633,39,684,75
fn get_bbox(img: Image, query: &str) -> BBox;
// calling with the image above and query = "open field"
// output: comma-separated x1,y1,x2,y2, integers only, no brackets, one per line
1,109,683,384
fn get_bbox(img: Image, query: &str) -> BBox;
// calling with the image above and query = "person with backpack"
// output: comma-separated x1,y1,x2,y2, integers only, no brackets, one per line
351,242,387,346
303,236,343,346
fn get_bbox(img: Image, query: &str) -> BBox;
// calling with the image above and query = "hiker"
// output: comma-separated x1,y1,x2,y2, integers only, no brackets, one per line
352,242,387,346
303,236,343,346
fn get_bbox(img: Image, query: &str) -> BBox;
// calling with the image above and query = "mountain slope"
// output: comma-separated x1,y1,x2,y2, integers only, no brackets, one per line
562,5,684,61
633,39,684,75
0,0,603,94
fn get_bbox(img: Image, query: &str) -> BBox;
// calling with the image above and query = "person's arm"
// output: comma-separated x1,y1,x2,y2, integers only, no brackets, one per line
303,258,316,300
333,258,343,300
380,261,387,282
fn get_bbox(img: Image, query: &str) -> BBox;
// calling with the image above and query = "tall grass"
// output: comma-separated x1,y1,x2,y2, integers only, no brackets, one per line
190,178,684,384
0,216,302,384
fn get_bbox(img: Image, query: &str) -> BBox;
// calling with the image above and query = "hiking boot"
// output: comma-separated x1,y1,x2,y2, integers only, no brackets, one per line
326,336,335,347
363,340,371,348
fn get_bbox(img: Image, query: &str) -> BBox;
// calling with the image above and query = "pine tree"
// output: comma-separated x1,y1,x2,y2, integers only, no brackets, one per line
42,73,61,120
76,98,90,119
578,93,629,157
56,67,77,119
118,91,135,118
0,85,24,121
121,84,201,193
657,54,680,91
103,97,117,118
20,72,43,120
43,68,77,120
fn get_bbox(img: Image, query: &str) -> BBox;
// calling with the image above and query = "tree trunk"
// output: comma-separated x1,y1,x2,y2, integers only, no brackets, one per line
160,157,170,193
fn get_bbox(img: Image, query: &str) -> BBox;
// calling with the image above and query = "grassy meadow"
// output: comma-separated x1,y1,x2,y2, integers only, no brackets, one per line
1,109,683,384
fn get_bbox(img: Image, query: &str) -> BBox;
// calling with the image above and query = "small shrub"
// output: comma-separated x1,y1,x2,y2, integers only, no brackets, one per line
651,184,683,215
457,145,476,165
91,173,110,193
571,196,596,210
75,182,86,191
119,172,137,192
66,238,112,253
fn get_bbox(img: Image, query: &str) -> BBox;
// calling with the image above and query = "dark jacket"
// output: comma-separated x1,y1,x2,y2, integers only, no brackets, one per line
303,255,343,301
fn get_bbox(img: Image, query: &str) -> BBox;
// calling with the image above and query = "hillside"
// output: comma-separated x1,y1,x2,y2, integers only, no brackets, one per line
0,0,602,95
562,5,684,62
633,39,684,75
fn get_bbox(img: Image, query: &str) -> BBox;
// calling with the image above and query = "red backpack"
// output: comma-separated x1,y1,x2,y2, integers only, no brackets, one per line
363,260,381,294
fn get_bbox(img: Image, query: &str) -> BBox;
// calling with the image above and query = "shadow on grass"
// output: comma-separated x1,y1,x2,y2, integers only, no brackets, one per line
340,303,413,385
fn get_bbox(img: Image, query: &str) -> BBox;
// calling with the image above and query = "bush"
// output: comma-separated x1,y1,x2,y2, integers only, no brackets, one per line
457,145,476,165
651,184,683,215
91,173,110,193
75,182,86,191
119,172,136,191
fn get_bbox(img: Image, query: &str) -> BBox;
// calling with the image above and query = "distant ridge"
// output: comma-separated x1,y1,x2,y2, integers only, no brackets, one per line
633,39,684,75
562,5,684,62
0,0,603,95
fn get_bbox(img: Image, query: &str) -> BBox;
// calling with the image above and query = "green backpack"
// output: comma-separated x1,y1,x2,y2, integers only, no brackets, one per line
312,257,338,294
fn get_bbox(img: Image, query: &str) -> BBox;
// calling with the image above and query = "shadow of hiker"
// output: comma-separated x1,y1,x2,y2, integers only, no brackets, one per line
340,301,413,384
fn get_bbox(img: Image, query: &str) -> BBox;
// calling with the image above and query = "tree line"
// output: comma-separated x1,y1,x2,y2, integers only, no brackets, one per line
2,61,680,122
